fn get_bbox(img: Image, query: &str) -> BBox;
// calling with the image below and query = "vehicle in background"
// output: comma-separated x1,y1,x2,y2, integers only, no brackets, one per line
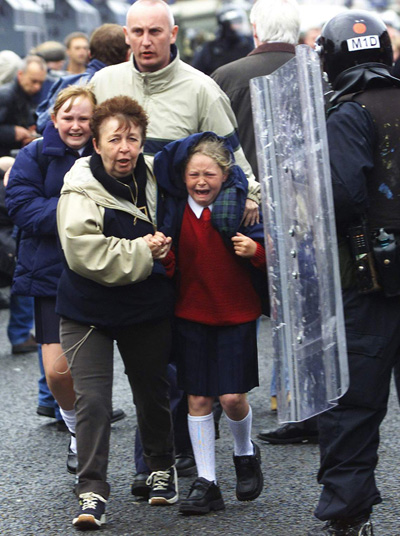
37,0,100,42
0,0,46,57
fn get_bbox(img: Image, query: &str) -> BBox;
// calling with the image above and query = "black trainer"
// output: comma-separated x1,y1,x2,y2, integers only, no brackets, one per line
233,441,263,501
73,492,106,530
147,465,178,505
131,472,150,498
308,517,373,535
179,477,225,515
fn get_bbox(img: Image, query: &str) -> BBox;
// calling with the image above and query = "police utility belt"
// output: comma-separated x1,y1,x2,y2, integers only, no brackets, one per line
348,218,400,297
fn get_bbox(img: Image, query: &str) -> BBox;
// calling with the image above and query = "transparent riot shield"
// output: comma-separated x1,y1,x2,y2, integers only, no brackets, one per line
250,45,349,423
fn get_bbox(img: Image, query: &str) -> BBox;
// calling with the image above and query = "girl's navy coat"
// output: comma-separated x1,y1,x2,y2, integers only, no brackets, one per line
5,122,93,298
154,131,263,243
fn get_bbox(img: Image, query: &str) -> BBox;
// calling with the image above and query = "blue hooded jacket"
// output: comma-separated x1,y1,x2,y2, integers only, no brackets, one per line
5,122,93,297
154,131,264,243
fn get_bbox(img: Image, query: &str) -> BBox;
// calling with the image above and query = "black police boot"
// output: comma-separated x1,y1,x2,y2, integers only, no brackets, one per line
257,422,318,444
307,516,373,535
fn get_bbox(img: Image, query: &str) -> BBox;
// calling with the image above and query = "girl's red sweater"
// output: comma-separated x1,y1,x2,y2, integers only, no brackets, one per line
175,204,265,326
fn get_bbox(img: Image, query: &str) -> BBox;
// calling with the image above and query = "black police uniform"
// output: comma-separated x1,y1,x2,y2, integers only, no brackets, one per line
191,6,253,76
315,63,400,522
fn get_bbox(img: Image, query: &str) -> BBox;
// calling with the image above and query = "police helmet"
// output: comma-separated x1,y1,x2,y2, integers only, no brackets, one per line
216,4,251,38
316,10,393,84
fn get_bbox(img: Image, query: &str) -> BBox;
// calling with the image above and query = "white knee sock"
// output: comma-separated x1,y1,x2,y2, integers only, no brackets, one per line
225,406,254,456
188,413,216,483
59,407,77,453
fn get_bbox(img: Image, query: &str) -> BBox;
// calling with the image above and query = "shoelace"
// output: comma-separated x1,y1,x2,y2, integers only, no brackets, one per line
359,522,373,536
146,470,170,491
80,493,102,511
326,519,373,536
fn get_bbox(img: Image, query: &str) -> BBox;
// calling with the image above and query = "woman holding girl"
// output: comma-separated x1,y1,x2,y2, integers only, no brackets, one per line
56,96,177,530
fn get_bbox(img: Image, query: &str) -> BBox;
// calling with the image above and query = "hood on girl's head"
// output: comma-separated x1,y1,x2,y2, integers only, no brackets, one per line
154,132,236,197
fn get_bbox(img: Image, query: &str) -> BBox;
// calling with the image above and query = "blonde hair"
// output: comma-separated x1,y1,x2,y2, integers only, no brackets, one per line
186,136,233,175
52,85,97,117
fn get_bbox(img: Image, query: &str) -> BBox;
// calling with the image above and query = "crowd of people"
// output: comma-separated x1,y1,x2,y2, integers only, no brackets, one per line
1,0,400,535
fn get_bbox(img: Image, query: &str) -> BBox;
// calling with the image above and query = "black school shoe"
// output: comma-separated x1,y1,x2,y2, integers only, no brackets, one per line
307,517,373,536
73,492,106,530
175,449,197,477
67,434,78,475
179,477,225,515
233,441,263,501
36,405,56,418
111,408,126,424
131,472,150,498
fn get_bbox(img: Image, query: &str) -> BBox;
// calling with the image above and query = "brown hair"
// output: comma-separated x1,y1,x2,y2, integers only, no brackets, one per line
89,24,129,66
90,96,148,146
186,135,233,175
64,32,89,49
52,85,97,117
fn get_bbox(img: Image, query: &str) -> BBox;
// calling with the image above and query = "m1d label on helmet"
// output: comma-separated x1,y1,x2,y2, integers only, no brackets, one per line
347,35,380,52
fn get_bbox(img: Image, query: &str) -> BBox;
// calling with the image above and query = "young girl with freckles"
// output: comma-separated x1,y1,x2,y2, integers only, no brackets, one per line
5,86,96,474
154,132,266,515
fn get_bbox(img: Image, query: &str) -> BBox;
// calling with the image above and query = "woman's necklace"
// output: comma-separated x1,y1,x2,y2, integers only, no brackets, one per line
116,173,149,225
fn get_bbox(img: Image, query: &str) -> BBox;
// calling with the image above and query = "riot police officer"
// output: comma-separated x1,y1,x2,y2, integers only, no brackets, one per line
309,10,400,536
191,4,254,76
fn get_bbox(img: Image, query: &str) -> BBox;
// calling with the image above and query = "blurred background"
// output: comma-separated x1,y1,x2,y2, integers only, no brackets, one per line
1,0,400,73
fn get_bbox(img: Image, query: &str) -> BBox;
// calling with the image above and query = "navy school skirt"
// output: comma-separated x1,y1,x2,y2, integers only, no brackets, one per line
34,296,60,344
175,318,259,397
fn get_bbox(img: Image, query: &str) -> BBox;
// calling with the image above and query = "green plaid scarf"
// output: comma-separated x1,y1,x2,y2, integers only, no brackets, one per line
212,177,242,240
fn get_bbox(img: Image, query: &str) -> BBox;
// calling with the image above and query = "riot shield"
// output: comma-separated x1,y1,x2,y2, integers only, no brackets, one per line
250,45,349,423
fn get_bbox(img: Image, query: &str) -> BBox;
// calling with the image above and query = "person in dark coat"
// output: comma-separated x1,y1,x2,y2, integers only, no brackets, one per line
5,85,95,476
0,55,47,157
212,0,300,181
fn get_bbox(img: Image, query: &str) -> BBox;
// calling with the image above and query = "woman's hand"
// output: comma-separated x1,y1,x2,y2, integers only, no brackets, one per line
231,232,257,258
143,232,172,259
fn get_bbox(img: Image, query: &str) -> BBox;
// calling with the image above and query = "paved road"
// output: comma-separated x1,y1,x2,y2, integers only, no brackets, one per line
1,311,400,535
